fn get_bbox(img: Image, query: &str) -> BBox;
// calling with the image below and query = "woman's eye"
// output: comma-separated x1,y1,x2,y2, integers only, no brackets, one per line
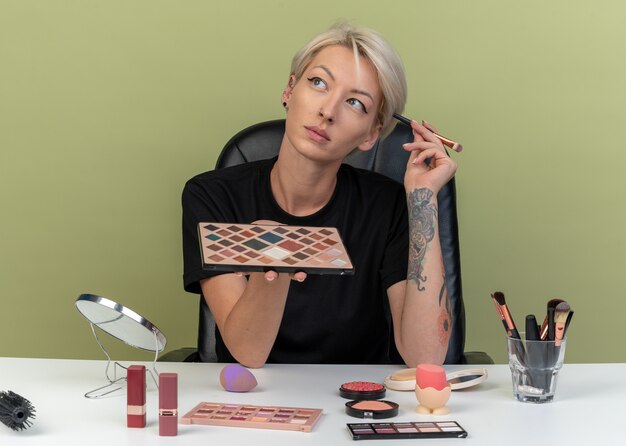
347,98,367,113
307,77,326,89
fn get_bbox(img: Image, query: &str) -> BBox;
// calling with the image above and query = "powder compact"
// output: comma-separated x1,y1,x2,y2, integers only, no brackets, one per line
345,400,399,419
339,381,386,400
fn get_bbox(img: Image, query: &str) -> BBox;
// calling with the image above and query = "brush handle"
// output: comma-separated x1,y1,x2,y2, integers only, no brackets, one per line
523,314,545,390
525,315,540,341
563,311,574,337
509,328,521,340
539,316,549,340
547,307,555,341
392,113,464,152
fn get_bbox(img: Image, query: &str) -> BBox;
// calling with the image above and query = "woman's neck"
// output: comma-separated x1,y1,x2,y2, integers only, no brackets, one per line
270,151,340,217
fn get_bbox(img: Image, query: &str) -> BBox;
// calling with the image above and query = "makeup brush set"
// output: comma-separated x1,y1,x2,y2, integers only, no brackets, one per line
491,291,574,398
491,291,574,345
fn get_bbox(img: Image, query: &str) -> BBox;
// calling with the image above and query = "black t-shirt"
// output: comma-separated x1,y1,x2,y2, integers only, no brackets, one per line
182,157,408,364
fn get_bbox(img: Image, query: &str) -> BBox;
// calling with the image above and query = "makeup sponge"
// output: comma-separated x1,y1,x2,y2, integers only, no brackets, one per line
219,364,257,392
415,364,448,391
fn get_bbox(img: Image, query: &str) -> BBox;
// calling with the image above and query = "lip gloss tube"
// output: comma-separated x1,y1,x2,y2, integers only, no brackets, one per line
159,373,178,436
127,365,146,428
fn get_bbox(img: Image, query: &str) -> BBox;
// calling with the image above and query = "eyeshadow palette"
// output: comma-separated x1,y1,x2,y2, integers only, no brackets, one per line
347,421,468,440
198,222,354,274
180,402,323,433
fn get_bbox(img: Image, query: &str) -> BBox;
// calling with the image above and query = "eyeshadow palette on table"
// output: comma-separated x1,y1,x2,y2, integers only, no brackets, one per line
180,402,323,432
198,222,354,274
347,421,468,440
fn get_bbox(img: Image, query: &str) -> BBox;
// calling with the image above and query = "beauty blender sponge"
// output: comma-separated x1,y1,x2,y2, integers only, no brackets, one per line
219,364,257,392
415,364,448,391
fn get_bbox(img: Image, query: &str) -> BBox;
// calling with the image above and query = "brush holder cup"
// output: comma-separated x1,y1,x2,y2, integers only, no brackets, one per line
506,334,566,403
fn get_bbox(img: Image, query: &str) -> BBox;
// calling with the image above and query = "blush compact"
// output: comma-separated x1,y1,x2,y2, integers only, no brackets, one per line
339,381,386,400
345,400,399,419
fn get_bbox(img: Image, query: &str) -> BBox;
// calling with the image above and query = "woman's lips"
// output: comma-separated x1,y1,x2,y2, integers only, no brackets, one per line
304,126,330,142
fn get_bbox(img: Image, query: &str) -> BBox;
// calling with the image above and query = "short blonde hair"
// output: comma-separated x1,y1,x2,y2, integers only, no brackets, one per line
291,22,407,138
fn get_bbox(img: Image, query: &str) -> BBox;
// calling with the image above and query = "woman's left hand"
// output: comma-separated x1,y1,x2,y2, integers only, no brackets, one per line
402,121,457,194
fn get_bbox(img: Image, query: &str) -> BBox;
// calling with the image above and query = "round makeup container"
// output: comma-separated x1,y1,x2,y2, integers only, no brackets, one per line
345,400,399,419
339,381,386,400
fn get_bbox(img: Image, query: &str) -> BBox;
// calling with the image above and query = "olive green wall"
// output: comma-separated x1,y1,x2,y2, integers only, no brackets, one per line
1,0,624,364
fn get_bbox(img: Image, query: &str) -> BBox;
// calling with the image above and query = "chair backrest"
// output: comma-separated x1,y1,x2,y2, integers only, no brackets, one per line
198,119,466,364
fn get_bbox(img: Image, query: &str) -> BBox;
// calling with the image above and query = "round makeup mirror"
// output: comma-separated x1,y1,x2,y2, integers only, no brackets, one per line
75,293,166,398
75,294,166,352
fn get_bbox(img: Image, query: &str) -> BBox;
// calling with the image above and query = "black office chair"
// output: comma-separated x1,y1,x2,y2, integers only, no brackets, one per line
161,119,492,364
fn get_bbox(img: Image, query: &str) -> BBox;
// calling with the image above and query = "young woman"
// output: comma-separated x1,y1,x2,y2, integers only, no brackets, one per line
182,23,457,367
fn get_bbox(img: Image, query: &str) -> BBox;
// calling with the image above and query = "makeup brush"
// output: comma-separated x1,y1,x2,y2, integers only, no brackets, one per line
540,299,564,340
491,292,520,339
393,113,464,152
553,302,571,347
563,310,574,337
491,291,528,382
491,295,511,336
0,391,36,431
524,314,542,373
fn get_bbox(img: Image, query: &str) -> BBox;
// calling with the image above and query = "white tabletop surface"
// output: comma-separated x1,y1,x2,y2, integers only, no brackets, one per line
1,357,625,445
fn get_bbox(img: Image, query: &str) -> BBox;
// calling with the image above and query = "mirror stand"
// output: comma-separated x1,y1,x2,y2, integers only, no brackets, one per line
84,322,160,399
75,294,166,399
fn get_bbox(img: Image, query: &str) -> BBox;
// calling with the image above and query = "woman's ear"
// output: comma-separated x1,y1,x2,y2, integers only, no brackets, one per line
357,123,382,152
281,75,297,108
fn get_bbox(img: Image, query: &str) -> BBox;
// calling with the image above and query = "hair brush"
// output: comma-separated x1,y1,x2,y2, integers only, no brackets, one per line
0,391,36,431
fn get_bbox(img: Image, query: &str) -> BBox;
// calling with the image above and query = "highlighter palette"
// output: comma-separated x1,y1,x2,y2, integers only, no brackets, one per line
347,421,468,440
198,222,354,274
180,402,323,432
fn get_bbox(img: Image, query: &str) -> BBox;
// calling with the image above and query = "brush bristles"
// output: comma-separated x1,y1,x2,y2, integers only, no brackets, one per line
0,391,36,431
491,291,506,305
547,298,564,309
554,302,571,323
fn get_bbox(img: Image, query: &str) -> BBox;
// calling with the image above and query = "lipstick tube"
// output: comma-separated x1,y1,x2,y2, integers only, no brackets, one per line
159,373,178,436
127,365,146,428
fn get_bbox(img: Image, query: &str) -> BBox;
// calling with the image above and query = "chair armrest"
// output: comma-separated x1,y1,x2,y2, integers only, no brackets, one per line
158,347,199,362
461,351,494,364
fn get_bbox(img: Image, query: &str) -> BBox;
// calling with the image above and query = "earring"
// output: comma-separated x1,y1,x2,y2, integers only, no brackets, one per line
282,102,287,108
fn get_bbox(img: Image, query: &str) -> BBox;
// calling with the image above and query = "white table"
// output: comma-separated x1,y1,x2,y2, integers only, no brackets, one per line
1,358,624,445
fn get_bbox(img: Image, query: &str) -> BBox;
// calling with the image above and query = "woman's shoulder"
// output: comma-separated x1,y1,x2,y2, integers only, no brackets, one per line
185,157,274,188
